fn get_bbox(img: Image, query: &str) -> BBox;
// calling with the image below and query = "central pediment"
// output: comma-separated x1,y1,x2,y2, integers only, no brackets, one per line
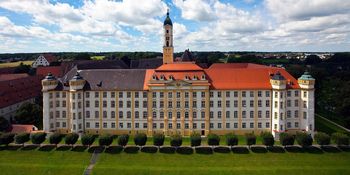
166,80,192,87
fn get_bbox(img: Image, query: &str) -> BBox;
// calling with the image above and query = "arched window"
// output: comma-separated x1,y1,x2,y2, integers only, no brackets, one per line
166,41,169,47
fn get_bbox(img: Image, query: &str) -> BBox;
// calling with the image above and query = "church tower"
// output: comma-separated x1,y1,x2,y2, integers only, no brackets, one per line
163,9,173,64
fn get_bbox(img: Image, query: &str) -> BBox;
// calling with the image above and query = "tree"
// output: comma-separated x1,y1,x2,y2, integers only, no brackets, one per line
15,133,30,146
331,132,349,146
304,55,322,65
0,116,10,132
279,132,295,147
245,133,256,148
207,134,220,146
98,134,113,147
190,132,201,147
14,102,42,127
65,133,79,147
0,133,15,146
31,132,47,146
170,133,182,147
117,134,129,147
74,53,91,60
81,134,95,148
14,62,31,74
314,132,330,146
134,133,147,147
261,132,275,147
153,133,165,147
49,133,63,147
225,133,238,148
295,132,313,147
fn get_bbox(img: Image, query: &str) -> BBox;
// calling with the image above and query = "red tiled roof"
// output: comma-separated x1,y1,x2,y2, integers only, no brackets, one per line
43,54,57,63
36,66,63,77
0,75,42,108
0,73,28,81
11,124,37,133
156,62,203,71
205,63,299,90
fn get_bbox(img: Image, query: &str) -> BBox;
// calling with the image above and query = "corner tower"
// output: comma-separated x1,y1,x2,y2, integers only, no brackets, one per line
163,9,173,64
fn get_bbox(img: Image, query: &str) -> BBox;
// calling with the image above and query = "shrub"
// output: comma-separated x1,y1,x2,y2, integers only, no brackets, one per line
140,146,158,153
213,146,231,153
159,146,176,154
15,133,30,146
260,132,275,147
31,132,47,145
295,132,313,147
314,132,330,146
331,132,349,146
134,133,147,147
207,134,220,146
225,133,238,147
279,132,295,147
170,133,182,147
190,132,201,147
195,147,213,154
81,134,95,147
65,133,79,146
245,133,256,148
99,134,113,147
176,147,193,154
153,133,165,147
49,133,63,146
0,133,15,146
117,134,129,147
124,146,139,153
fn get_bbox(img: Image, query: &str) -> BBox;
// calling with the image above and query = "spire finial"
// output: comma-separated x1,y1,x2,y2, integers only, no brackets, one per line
167,8,169,16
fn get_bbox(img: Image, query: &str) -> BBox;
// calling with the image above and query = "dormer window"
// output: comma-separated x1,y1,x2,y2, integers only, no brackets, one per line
193,76,198,80
169,75,174,80
160,75,165,80
185,75,190,80
201,74,206,80
152,75,157,80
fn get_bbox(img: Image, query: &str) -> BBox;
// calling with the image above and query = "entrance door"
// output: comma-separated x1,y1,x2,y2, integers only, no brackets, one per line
201,130,205,136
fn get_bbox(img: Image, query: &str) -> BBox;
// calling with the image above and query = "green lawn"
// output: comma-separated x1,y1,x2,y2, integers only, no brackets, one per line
0,61,33,68
93,151,350,175
91,56,105,60
1,147,350,175
0,150,90,175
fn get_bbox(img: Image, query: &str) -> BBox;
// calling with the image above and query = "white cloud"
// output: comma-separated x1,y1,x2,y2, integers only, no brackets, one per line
265,0,350,21
173,0,216,21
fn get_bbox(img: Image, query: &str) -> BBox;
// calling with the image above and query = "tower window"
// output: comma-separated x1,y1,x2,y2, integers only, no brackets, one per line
166,30,169,33
166,41,169,47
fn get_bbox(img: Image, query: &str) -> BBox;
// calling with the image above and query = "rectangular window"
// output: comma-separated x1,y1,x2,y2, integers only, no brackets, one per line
250,100,254,107
258,91,262,97
111,92,115,98
201,112,205,119
103,100,107,108
176,92,181,98
210,91,214,97
250,91,254,97
95,122,99,128
143,92,147,98
295,100,299,107
258,100,262,107
266,122,270,128
226,100,230,107
295,110,299,118
111,122,116,128
86,122,90,128
242,111,246,118
193,123,197,129
242,123,246,128
192,101,197,108
201,92,205,98
95,111,99,118
62,92,66,98
111,101,115,108
217,123,222,129
218,101,222,108
242,100,246,107
168,123,172,129
95,92,99,98
266,111,270,118
201,101,205,108
217,111,222,119
217,91,222,98
143,123,147,129
250,111,254,118
168,112,172,119
192,92,197,98
134,92,139,98
127,92,131,98
234,123,238,128
226,111,230,118
258,111,262,118
287,91,291,97
184,92,189,98
160,92,164,98
119,92,123,98
242,91,246,97
226,123,230,129
226,91,230,97
95,101,99,108
103,92,107,98
168,92,173,98
103,122,107,128
119,123,123,128
234,91,238,97
177,123,181,129
234,111,238,118
266,91,270,97
168,101,173,108
258,122,262,128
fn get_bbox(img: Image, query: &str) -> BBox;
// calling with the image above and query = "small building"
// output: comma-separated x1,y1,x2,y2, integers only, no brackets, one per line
0,74,42,121
32,54,57,68
11,124,38,134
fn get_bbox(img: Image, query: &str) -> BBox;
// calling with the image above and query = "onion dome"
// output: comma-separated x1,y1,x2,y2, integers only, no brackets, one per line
163,9,172,26
298,71,315,80
271,71,286,80
71,72,83,81
44,72,56,80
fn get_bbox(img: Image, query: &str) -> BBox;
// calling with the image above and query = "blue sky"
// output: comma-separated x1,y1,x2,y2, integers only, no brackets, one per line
0,0,349,53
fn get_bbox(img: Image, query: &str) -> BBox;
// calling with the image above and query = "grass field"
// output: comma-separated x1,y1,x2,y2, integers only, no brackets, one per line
91,56,105,60
92,151,350,175
0,150,90,175
0,61,33,68
1,147,350,175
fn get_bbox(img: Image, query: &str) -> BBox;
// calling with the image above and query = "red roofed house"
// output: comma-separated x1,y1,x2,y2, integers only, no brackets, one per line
32,54,58,68
41,11,315,140
11,124,38,134
0,74,42,121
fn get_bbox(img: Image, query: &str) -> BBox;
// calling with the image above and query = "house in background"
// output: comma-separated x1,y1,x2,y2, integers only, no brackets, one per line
32,54,58,68
0,73,42,121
